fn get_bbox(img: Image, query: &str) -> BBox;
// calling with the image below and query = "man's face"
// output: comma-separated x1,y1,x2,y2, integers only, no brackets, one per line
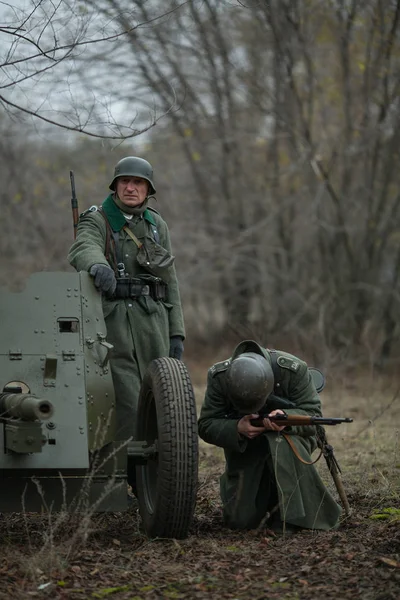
115,176,149,207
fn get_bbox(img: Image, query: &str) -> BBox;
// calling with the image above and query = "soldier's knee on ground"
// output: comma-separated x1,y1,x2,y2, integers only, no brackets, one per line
222,507,262,530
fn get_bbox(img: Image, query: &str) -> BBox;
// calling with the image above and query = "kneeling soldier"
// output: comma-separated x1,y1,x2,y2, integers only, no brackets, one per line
198,340,342,532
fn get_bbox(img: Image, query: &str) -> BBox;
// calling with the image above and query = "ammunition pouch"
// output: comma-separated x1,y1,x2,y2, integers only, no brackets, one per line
113,275,167,301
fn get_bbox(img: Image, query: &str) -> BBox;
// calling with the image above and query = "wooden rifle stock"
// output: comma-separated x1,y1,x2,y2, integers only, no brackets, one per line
70,170,79,239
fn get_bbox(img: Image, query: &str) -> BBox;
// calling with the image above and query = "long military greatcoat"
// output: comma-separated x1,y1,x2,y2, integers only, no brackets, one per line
198,341,342,531
68,195,185,440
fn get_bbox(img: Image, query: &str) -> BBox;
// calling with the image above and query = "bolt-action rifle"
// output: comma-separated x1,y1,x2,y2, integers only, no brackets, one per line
70,170,79,239
250,414,353,427
249,410,353,516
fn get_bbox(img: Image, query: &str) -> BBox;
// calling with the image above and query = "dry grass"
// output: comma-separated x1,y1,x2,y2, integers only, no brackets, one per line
0,362,399,600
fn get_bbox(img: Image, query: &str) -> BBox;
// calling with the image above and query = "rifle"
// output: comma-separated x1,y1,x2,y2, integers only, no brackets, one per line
70,170,79,239
317,426,351,516
249,412,353,516
250,414,353,427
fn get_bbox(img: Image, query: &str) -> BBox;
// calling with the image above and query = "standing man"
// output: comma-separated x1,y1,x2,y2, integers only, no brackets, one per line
68,156,185,443
198,340,342,532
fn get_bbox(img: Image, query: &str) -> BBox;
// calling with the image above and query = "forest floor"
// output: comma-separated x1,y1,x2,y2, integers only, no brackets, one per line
0,361,399,600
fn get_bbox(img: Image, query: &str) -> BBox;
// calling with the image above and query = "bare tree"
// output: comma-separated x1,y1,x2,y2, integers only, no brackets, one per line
38,0,396,363
2,0,400,364
253,0,400,363
0,0,187,139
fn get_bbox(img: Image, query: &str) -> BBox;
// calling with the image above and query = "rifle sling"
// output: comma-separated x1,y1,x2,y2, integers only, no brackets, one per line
98,208,119,273
98,210,143,273
282,433,323,465
123,226,142,248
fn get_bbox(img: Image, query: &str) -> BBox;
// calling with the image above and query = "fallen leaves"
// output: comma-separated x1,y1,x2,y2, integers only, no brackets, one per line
0,454,399,600
379,557,400,569
92,585,131,598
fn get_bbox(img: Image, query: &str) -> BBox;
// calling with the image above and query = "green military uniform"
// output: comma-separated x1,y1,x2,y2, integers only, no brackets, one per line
198,341,342,531
68,194,185,440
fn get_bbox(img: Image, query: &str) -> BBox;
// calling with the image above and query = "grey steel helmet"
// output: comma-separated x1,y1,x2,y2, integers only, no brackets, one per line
109,156,156,195
227,352,274,413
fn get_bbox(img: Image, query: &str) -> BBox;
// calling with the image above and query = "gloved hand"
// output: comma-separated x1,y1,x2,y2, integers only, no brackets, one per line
89,264,117,296
169,336,184,360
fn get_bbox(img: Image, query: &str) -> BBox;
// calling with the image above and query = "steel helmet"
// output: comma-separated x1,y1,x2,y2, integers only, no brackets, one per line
109,156,156,195
227,352,274,413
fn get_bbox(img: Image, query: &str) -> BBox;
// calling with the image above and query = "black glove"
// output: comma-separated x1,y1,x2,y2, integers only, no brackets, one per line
169,336,184,360
89,264,117,295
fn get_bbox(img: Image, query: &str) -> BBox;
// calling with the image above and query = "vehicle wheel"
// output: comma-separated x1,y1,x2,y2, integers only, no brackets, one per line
135,357,198,539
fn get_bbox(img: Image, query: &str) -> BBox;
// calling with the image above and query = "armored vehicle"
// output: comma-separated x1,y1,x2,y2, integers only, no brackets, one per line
0,271,198,539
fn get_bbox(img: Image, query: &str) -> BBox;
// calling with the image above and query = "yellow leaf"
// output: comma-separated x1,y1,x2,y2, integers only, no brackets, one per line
379,557,400,568
92,586,131,598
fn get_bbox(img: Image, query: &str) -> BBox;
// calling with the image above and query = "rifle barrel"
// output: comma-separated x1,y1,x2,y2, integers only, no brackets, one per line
250,415,353,427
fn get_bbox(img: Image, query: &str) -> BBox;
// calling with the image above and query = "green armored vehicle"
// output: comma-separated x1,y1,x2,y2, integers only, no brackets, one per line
0,271,198,539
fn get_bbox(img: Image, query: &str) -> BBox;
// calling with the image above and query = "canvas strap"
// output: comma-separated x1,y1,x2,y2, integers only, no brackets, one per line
282,433,323,465
123,225,143,248
98,207,119,273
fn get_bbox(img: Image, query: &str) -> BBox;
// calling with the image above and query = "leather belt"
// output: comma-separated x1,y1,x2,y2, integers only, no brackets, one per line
114,277,167,300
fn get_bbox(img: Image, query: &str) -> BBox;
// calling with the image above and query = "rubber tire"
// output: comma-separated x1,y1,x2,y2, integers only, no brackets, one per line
135,357,198,539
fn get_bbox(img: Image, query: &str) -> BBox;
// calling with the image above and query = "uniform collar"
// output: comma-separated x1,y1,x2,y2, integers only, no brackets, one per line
231,340,270,361
102,194,156,231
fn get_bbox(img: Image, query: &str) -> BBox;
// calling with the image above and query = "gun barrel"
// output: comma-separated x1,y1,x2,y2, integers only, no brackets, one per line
314,417,353,425
250,415,353,427
0,393,54,421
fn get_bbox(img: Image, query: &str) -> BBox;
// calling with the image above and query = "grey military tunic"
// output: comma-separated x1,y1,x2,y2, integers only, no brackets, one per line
68,195,185,440
198,341,342,531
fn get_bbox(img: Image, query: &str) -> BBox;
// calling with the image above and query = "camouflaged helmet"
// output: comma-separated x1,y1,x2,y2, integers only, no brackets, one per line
227,352,274,414
109,156,156,195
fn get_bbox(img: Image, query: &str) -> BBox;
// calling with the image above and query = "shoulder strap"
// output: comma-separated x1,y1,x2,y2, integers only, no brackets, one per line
123,225,143,248
269,349,282,396
98,208,119,275
209,359,230,377
282,433,323,465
